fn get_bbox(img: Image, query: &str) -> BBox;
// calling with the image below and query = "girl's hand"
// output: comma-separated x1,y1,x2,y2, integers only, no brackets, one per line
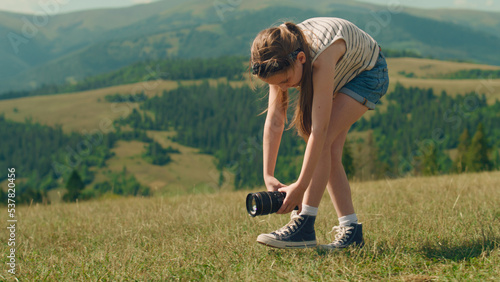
264,176,286,192
277,182,306,214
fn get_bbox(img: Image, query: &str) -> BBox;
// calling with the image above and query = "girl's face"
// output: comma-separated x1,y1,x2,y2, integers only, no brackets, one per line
261,51,306,92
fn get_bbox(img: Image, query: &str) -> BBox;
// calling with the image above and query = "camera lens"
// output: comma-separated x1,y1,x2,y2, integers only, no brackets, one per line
246,191,286,217
246,193,260,217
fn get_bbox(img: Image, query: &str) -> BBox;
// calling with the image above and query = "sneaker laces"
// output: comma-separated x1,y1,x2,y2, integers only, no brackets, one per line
274,211,303,236
329,225,353,245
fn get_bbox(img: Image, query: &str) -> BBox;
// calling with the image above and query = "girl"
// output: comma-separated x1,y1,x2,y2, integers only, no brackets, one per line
250,17,389,249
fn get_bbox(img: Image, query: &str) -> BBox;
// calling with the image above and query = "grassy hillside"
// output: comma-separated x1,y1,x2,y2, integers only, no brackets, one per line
1,56,499,194
2,171,498,280
0,78,239,133
387,58,500,103
0,78,243,196
97,130,223,197
388,57,500,78
1,58,499,129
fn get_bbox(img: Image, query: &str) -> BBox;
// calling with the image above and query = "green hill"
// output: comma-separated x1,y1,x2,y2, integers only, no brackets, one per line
1,56,499,198
1,0,500,92
405,7,500,37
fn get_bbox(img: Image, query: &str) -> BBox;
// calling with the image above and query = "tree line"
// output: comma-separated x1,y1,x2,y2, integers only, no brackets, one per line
398,69,500,79
2,64,499,204
135,82,308,188
2,51,474,103
429,69,500,79
118,81,500,188
0,56,248,101
0,114,173,204
353,82,500,177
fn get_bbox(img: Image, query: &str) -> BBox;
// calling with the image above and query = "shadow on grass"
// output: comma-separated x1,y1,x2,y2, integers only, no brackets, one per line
262,236,499,263
420,236,499,262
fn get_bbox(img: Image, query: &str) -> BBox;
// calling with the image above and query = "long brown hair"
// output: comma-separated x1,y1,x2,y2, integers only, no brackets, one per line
250,22,313,139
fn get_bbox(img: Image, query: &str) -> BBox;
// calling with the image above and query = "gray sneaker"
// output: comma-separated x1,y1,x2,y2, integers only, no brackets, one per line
319,223,364,251
257,211,317,249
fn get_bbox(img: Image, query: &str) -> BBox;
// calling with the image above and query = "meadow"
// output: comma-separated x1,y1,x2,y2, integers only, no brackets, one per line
1,56,499,280
1,171,498,281
1,58,499,134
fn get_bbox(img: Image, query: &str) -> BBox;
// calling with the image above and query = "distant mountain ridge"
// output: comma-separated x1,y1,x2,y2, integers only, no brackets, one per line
1,0,499,92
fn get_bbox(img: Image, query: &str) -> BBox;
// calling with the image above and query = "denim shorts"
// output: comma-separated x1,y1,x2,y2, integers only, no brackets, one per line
340,52,389,110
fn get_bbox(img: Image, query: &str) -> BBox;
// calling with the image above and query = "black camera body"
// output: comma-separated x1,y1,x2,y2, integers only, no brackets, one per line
246,191,286,217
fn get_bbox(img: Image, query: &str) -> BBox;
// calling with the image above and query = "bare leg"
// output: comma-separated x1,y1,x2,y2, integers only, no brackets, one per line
302,93,367,210
326,129,354,217
256,93,367,249
302,139,331,207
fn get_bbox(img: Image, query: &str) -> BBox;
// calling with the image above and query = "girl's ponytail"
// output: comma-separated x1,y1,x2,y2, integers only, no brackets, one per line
250,21,315,139
283,22,314,139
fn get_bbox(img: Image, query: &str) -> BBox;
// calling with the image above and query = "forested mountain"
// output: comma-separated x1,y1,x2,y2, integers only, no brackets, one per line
1,1,499,204
0,56,248,100
354,83,500,176
1,56,499,202
1,0,500,92
0,114,168,203
404,7,500,37
114,81,500,187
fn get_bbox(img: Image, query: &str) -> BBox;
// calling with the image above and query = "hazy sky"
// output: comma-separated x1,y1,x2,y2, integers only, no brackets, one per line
0,0,499,14
0,0,158,14
358,0,500,12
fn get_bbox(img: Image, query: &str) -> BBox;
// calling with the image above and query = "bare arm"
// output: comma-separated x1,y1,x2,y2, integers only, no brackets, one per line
263,84,287,191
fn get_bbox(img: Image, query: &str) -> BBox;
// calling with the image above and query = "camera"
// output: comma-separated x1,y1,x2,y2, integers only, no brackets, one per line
246,191,286,217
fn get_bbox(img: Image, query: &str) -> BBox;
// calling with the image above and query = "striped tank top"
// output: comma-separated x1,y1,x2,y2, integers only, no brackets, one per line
297,17,380,94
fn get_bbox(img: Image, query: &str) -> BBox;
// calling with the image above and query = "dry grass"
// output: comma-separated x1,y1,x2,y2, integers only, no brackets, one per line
1,171,498,280
386,58,500,103
95,130,222,195
0,78,241,133
387,57,500,78
387,77,500,103
0,81,172,133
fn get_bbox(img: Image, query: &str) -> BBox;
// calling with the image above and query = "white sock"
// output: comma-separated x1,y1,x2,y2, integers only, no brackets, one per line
299,204,318,216
338,213,358,226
